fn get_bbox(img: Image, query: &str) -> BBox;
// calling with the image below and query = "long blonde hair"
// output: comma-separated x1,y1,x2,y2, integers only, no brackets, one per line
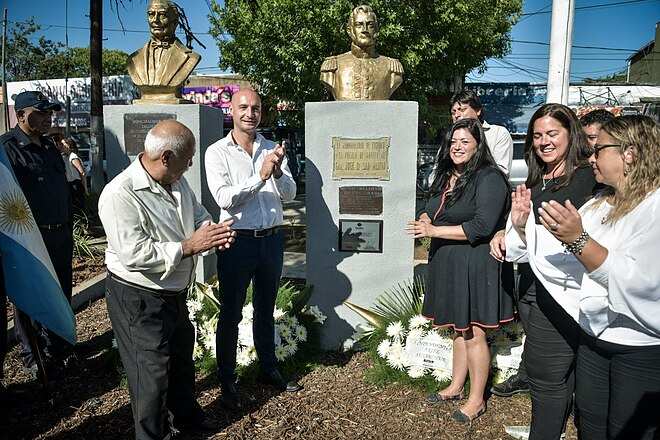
600,115,660,223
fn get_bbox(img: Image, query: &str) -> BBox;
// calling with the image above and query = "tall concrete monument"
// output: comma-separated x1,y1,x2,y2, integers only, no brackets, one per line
320,5,404,101
309,6,416,348
106,1,221,282
127,0,201,104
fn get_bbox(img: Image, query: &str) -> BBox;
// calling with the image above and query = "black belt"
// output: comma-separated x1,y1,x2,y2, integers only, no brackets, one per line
107,272,188,297
38,223,66,230
234,227,280,238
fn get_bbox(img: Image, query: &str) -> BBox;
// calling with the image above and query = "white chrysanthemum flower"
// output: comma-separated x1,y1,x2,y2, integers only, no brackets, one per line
277,323,293,341
386,341,407,370
237,322,254,347
377,339,391,358
275,344,288,362
386,321,405,340
342,338,355,352
241,303,254,321
408,315,429,330
285,340,298,356
406,328,426,343
424,329,445,345
192,343,205,361
295,325,307,342
236,347,256,367
408,365,427,379
273,307,286,320
432,367,452,382
186,297,203,321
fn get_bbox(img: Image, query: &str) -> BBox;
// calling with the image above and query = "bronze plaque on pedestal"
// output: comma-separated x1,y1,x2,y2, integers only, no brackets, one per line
332,137,390,180
339,186,383,215
124,113,177,155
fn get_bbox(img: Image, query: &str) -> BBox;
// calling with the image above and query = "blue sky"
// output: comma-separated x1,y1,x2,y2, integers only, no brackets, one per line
4,0,660,84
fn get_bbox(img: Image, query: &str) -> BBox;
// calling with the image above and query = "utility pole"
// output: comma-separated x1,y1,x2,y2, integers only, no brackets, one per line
1,9,9,133
546,0,575,104
89,0,105,191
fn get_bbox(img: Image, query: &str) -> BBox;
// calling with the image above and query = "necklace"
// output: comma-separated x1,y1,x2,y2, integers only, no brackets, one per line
542,177,555,191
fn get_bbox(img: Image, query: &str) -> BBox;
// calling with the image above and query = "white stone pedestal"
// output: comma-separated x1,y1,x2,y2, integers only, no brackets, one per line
103,104,224,282
305,101,418,349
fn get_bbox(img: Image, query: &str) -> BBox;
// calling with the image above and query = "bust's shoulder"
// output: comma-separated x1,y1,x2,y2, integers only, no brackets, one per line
321,54,340,72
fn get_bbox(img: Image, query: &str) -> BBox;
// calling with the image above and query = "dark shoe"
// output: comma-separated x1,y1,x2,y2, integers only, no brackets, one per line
220,382,242,411
260,370,302,393
176,411,216,432
452,403,487,424
426,389,464,404
490,374,529,397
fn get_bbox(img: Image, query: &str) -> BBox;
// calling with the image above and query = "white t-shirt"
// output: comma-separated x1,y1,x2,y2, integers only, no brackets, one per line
63,152,82,183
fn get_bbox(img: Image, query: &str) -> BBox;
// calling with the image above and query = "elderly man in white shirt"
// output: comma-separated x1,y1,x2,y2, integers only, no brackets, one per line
205,89,299,410
99,120,235,440
450,90,514,175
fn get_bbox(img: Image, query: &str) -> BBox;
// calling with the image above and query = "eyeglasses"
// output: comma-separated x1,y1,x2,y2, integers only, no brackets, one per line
593,143,621,159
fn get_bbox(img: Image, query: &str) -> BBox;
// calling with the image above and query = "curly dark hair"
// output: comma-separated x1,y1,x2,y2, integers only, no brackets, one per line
580,108,615,127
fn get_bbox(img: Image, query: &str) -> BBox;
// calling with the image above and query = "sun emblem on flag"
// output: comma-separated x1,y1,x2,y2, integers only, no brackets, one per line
0,191,36,235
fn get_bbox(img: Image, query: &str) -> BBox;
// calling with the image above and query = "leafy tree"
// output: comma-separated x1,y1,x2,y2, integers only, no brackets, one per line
6,18,128,81
41,48,129,79
5,18,63,81
209,0,522,128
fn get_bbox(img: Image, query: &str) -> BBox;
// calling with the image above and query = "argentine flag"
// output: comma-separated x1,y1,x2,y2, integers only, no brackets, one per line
0,145,76,345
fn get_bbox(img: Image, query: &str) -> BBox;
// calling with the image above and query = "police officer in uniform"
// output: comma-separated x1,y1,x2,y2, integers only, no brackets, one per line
0,91,73,376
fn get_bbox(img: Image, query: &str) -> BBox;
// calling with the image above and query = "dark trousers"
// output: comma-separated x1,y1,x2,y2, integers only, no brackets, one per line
526,282,580,440
69,180,85,215
576,334,660,440
514,263,537,381
14,227,73,367
216,232,283,384
106,275,201,440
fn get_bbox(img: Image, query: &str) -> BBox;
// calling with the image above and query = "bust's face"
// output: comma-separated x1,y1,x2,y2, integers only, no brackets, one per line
148,3,177,41
349,11,377,48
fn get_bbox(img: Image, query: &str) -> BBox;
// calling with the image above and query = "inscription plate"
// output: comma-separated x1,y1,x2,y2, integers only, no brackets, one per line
339,186,383,215
124,113,177,155
338,219,383,253
332,137,390,180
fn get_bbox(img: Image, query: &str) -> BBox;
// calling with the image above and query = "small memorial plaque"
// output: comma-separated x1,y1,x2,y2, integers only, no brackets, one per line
339,186,383,215
124,113,177,155
338,219,383,253
405,334,453,370
332,137,390,180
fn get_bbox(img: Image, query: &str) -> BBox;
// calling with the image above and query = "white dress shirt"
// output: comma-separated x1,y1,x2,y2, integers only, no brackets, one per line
99,156,211,291
483,121,513,176
204,131,296,230
506,189,660,346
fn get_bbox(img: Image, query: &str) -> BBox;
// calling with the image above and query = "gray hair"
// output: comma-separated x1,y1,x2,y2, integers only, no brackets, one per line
144,126,193,159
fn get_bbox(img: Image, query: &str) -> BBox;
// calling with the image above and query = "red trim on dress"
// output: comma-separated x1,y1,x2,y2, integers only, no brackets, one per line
421,314,515,332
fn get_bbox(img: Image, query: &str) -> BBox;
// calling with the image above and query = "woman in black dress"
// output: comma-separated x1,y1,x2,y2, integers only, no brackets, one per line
408,118,512,423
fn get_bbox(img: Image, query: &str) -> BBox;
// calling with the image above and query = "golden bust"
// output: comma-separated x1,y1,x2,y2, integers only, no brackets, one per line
127,0,201,104
320,5,403,101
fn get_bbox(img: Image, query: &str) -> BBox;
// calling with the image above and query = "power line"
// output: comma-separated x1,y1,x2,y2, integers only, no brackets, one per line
520,0,657,15
511,39,639,52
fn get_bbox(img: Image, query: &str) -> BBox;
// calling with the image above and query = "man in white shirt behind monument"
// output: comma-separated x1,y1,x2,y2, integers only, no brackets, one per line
99,120,235,439
205,89,300,411
450,89,514,175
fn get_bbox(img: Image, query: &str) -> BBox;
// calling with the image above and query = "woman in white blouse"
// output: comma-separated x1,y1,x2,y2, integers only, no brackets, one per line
507,115,660,440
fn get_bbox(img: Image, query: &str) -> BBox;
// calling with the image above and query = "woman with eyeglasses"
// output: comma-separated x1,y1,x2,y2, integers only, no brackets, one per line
501,103,598,440
509,115,660,439
407,118,512,423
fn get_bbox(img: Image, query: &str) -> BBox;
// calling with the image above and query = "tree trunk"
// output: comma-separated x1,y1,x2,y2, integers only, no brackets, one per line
89,0,105,191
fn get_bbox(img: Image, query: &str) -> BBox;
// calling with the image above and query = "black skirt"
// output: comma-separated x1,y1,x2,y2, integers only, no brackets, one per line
422,239,514,330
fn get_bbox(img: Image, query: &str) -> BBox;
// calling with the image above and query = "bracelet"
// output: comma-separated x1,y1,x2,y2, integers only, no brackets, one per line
562,231,590,255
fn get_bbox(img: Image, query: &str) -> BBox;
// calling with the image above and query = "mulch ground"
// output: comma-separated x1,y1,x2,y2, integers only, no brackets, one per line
1,297,578,440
